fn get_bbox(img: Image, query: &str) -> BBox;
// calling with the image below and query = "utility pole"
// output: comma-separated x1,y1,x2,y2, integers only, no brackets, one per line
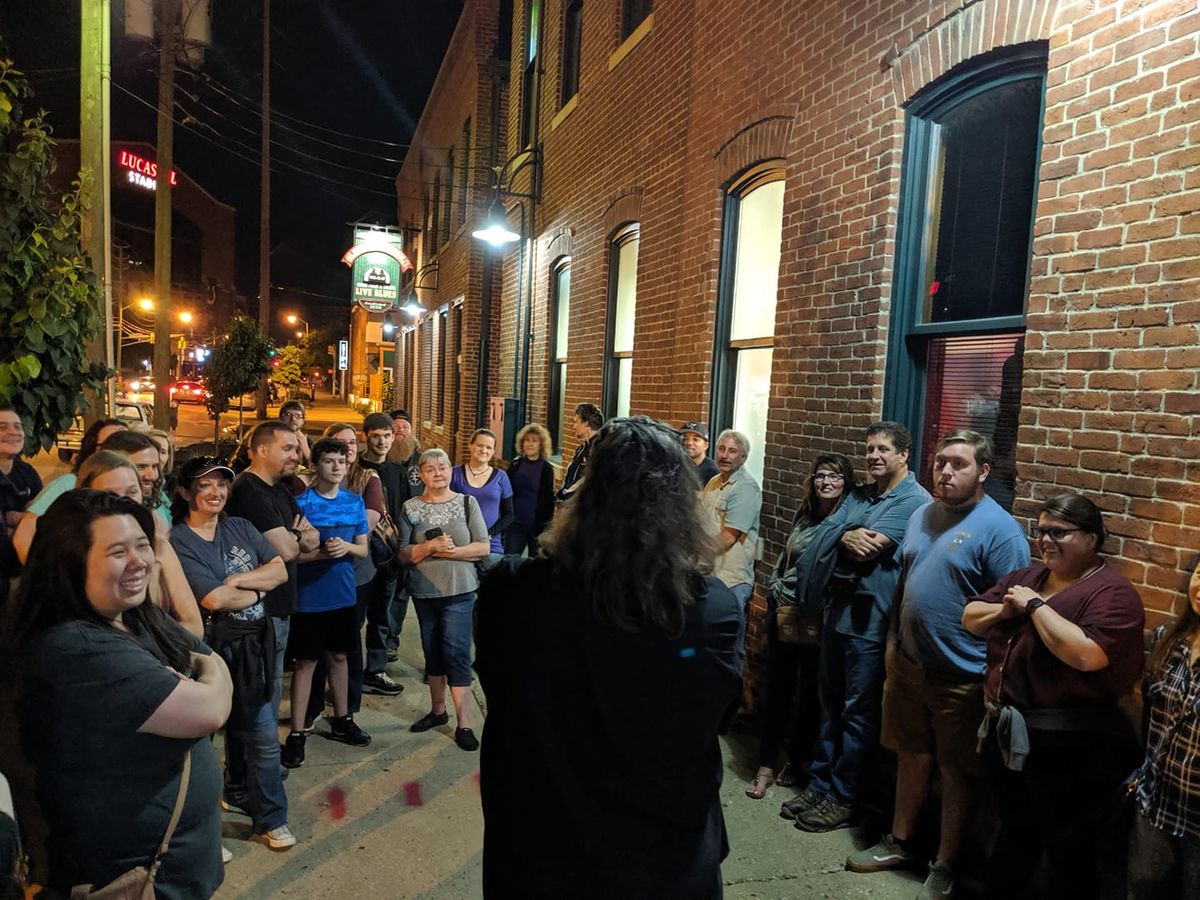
80,0,114,419
151,0,180,430
256,0,272,419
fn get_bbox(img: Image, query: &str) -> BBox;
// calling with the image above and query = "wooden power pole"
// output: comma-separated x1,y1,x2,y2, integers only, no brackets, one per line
256,0,272,419
151,0,179,430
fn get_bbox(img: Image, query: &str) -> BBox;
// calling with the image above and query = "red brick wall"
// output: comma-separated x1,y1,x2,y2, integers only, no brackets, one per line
407,0,1200,669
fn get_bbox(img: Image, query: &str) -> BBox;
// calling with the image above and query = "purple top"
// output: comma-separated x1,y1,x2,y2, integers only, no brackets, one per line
451,465,513,554
511,457,547,525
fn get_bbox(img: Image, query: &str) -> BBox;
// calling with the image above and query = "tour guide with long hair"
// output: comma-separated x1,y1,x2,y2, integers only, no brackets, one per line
475,416,743,899
4,490,231,899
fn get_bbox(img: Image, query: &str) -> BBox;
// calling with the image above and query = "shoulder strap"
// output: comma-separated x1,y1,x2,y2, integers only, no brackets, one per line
148,750,191,880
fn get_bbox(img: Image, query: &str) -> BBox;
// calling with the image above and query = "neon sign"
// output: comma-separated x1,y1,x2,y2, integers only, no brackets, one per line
117,149,178,191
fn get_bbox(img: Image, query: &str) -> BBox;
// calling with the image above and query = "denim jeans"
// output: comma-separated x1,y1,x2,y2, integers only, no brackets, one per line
805,626,885,806
728,582,752,660
224,697,288,832
364,568,394,674
1128,810,1200,900
412,593,475,686
503,522,542,556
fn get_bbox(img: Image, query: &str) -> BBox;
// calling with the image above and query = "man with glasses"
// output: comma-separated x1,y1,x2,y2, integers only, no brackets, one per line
279,400,311,467
845,429,1028,899
788,421,930,833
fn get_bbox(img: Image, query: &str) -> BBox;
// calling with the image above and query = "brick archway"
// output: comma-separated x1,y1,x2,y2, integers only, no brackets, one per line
712,108,795,187
603,189,645,236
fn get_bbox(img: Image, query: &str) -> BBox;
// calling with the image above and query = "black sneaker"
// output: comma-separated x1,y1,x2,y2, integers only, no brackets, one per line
281,732,306,768
779,787,823,821
793,797,855,832
455,727,479,751
328,715,372,747
362,671,404,695
386,647,401,663
299,712,321,734
410,710,450,733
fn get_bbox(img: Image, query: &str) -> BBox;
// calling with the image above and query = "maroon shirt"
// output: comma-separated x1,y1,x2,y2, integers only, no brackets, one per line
980,563,1145,710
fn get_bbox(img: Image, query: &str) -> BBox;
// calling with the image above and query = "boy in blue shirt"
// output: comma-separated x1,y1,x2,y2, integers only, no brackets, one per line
281,438,371,767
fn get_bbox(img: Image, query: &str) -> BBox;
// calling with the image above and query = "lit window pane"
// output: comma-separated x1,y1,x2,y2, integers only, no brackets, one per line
730,180,783,342
555,267,570,359
527,0,540,61
613,237,638,353
732,346,772,486
617,357,632,418
555,363,567,452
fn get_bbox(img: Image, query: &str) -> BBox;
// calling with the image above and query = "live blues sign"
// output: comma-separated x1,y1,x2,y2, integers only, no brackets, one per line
341,227,412,314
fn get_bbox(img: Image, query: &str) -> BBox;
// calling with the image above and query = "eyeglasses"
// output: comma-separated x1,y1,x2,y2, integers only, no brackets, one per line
812,473,845,483
1032,526,1081,542
281,412,305,420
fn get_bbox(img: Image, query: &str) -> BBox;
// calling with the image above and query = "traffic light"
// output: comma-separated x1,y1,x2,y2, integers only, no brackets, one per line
267,347,277,358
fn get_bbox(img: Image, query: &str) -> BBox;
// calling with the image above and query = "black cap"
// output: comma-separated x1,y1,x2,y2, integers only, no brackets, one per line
177,456,235,490
679,422,709,441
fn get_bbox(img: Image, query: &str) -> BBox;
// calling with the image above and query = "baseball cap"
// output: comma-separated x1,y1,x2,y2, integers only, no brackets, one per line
177,456,235,489
679,422,709,441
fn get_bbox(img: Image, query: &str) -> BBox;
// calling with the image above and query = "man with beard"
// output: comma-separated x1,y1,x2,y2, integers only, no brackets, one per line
374,410,423,660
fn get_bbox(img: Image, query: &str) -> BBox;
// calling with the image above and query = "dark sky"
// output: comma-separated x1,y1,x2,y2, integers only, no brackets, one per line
0,0,462,325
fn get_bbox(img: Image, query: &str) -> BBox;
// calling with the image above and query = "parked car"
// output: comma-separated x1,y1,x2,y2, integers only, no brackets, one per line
122,376,155,402
56,398,175,463
170,380,209,404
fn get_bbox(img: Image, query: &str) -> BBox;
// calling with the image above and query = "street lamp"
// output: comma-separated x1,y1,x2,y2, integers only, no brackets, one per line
179,311,193,325
285,313,310,335
295,330,304,339
382,310,396,338
472,147,541,428
137,297,155,311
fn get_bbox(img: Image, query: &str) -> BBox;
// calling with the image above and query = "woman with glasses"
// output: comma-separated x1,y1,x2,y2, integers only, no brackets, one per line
746,453,855,800
963,493,1145,898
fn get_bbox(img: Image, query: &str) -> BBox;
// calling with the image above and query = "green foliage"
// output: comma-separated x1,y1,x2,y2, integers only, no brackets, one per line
0,57,108,453
204,316,272,420
297,325,337,375
270,344,303,394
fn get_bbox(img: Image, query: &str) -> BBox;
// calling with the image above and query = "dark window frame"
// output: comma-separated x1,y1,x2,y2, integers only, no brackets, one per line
883,44,1048,507
620,0,651,40
548,259,571,454
436,308,449,424
430,174,441,259
459,119,471,229
521,0,541,149
442,150,454,246
602,223,639,420
561,0,583,105
708,165,784,445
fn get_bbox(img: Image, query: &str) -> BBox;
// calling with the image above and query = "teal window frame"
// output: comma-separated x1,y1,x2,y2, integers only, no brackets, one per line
883,44,1048,486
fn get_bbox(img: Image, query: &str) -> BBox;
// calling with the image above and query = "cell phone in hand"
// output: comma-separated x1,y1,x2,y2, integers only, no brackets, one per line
425,527,444,540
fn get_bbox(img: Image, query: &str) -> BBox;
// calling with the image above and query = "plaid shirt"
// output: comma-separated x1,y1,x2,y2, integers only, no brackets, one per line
1135,640,1200,840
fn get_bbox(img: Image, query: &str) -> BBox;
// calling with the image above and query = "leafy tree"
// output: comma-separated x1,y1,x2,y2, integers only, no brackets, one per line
270,344,303,397
205,316,272,440
0,56,108,452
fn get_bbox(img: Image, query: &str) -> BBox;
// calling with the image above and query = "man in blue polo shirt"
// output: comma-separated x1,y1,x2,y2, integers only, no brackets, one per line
786,421,931,833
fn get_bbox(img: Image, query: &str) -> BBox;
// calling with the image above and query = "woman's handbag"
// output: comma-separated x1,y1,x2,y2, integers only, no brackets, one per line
774,604,821,645
369,508,401,568
69,751,191,899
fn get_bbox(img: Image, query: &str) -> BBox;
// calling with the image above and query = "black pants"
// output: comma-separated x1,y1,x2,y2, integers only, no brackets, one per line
985,727,1137,899
307,578,374,719
757,611,822,770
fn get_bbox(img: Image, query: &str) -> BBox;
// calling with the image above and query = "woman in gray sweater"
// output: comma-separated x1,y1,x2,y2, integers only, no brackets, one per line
398,448,491,750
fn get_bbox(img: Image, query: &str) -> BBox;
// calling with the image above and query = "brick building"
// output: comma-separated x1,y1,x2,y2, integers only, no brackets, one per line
397,0,1200,651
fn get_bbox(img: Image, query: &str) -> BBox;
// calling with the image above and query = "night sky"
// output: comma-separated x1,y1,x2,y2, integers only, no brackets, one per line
0,0,463,328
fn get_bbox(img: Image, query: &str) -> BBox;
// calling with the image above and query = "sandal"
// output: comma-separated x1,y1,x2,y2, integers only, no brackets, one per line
745,767,775,800
775,762,799,788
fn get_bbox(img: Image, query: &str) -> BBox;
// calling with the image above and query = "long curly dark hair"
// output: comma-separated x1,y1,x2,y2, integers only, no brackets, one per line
2,490,193,674
539,416,718,637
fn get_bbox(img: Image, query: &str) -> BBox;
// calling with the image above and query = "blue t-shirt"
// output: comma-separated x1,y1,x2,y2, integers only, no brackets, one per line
295,488,368,613
897,495,1030,678
450,465,513,554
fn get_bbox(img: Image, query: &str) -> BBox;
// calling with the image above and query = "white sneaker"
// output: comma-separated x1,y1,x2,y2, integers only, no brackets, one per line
221,846,233,864
258,824,296,850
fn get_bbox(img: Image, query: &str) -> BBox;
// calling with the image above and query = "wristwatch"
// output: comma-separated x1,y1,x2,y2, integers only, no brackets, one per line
1025,597,1046,616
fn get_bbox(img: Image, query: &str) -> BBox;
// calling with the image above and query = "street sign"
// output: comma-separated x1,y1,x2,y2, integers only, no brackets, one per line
338,339,349,371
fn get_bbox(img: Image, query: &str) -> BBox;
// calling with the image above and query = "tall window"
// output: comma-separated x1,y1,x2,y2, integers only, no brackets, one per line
459,119,471,228
548,261,570,453
884,46,1046,510
442,151,454,246
421,195,431,264
430,175,441,257
521,0,541,148
604,224,638,419
711,170,783,487
422,319,434,423
561,0,582,104
621,0,651,40
436,308,448,424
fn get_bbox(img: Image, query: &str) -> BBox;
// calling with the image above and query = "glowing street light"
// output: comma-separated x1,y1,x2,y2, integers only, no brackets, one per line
285,313,310,336
179,311,193,324
137,297,155,311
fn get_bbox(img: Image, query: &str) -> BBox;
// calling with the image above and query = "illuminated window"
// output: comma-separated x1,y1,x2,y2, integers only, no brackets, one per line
442,150,454,246
436,308,448,424
603,224,638,419
548,261,570,452
561,0,582,104
621,0,651,40
521,0,541,148
711,170,782,486
884,46,1046,510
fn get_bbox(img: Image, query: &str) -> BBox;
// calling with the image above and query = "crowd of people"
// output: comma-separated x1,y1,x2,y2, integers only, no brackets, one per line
0,396,1197,899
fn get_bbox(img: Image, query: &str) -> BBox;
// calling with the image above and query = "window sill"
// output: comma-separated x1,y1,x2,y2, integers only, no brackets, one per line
550,95,579,133
608,14,653,71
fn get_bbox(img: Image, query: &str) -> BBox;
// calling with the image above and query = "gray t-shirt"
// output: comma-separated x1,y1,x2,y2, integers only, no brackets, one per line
169,517,279,623
400,493,489,599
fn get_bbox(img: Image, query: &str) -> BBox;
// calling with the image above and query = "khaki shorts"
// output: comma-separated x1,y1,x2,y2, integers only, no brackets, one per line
881,646,985,776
